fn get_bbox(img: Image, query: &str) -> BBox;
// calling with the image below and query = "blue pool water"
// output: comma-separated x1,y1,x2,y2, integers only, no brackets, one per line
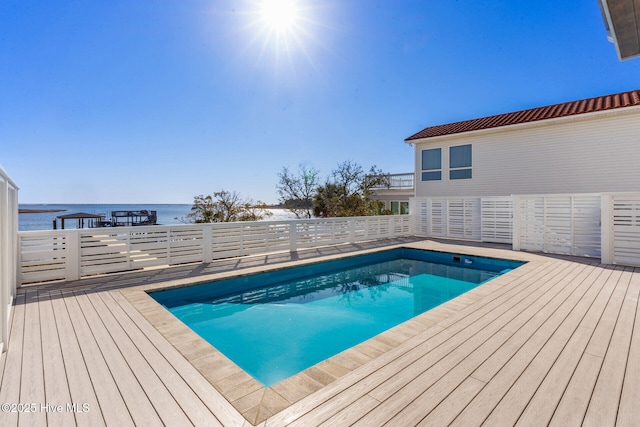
151,248,523,387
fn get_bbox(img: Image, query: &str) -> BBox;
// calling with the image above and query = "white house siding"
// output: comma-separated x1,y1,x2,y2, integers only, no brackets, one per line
369,191,413,211
412,108,640,198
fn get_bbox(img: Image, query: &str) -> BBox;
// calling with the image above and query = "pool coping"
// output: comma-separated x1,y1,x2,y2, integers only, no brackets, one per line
120,242,533,425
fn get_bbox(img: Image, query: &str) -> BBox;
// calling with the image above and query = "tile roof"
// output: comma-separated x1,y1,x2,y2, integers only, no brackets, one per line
405,89,640,141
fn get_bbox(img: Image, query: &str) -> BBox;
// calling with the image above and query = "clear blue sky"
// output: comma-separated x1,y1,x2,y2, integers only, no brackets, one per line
2,0,639,204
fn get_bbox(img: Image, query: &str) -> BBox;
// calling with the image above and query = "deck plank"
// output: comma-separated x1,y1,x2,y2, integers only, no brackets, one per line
482,266,611,426
515,265,618,426
617,268,640,425
109,290,242,427
48,290,105,427
62,292,135,426
549,266,630,426
416,376,486,427
583,268,639,426
85,291,195,426
449,264,612,426
73,291,163,426
317,395,380,427
96,290,223,426
18,289,46,427
38,292,75,427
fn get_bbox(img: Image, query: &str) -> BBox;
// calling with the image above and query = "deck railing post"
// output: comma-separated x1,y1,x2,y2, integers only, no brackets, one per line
349,218,357,243
289,221,298,252
600,194,613,264
66,230,80,281
512,196,520,251
203,224,213,263
389,215,395,238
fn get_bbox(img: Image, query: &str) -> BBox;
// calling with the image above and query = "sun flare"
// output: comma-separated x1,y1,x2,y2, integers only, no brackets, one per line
260,0,299,33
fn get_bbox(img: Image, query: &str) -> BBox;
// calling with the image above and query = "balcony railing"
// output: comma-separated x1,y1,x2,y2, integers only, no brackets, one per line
370,173,414,190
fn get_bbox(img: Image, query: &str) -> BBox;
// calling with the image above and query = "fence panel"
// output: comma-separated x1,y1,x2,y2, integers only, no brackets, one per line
296,218,351,248
429,199,446,237
447,198,481,240
611,195,640,266
19,232,69,283
572,196,601,257
412,197,429,237
516,194,601,257
169,227,205,264
80,229,131,275
517,197,546,252
481,197,513,244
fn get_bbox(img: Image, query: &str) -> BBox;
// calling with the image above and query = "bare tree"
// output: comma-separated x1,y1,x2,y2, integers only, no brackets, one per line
276,165,320,218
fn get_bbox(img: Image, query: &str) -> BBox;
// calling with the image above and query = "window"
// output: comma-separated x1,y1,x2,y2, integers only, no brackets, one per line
449,144,472,180
421,148,441,181
390,201,410,215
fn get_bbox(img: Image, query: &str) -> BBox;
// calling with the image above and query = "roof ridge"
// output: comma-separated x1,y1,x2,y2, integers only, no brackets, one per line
406,89,640,141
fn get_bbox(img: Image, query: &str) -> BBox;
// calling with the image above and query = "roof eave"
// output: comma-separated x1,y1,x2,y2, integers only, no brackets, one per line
598,0,640,61
405,104,640,145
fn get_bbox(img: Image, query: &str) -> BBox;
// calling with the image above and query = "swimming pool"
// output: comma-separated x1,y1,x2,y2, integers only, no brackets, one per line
150,248,523,387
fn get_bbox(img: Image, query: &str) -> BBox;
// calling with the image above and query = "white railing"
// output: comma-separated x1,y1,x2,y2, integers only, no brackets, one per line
0,166,19,352
370,173,414,190
17,215,413,285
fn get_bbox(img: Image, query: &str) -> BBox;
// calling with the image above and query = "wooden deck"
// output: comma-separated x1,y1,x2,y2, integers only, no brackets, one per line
1,238,638,426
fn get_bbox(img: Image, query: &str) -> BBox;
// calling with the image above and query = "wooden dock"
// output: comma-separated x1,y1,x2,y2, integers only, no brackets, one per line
0,238,638,426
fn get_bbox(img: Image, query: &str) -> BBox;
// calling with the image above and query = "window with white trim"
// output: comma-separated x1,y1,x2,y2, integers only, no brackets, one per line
390,201,409,215
449,144,472,180
421,148,441,181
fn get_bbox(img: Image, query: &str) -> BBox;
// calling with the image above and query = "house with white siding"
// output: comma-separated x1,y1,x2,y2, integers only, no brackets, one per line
406,89,640,198
401,90,640,266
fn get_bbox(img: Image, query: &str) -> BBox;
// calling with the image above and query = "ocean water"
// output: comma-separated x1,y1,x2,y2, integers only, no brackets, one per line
18,204,297,231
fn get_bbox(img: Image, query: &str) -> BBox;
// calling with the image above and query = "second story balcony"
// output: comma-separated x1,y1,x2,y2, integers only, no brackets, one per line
369,172,414,191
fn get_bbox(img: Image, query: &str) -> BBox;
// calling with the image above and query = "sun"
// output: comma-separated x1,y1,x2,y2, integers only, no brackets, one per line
259,0,300,33
239,0,325,79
